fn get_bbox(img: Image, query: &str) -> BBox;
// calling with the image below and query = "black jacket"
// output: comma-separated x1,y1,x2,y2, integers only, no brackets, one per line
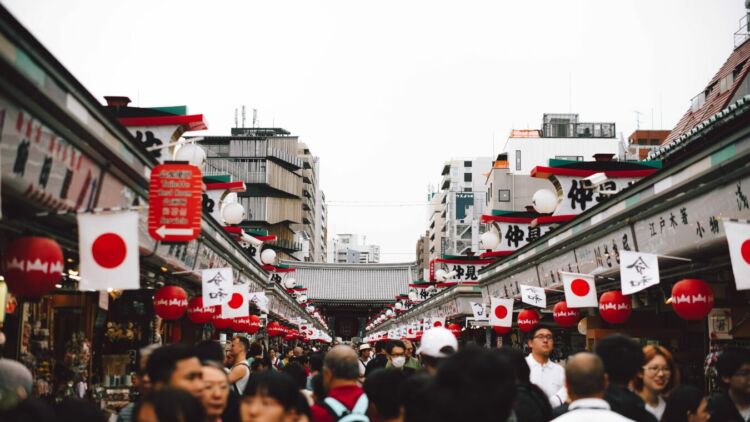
707,391,747,422
604,384,658,422
514,383,553,422
365,354,388,376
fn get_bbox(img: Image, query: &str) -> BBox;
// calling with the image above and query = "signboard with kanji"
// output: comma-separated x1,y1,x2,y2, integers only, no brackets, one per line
148,163,202,242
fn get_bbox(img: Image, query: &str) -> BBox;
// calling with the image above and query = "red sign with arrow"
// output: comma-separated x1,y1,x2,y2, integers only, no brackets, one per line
148,163,202,242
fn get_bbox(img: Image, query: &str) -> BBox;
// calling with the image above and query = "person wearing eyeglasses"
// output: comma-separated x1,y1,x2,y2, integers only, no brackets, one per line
525,326,567,408
634,345,680,420
400,339,420,372
708,347,750,422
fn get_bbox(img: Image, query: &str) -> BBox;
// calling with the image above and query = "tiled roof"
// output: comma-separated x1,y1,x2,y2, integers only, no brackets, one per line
664,39,750,145
281,262,415,302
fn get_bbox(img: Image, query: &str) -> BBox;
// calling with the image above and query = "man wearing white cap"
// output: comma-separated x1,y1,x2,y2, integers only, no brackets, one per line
416,327,458,376
357,343,372,383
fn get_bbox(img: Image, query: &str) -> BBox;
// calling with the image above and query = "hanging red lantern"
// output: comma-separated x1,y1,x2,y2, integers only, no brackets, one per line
553,301,579,328
232,316,253,332
154,286,188,320
517,309,541,333
212,309,233,331
414,330,424,342
267,321,284,337
493,325,512,335
447,323,462,338
187,297,216,324
672,279,714,320
599,291,632,324
247,314,262,334
4,236,64,298
284,329,298,342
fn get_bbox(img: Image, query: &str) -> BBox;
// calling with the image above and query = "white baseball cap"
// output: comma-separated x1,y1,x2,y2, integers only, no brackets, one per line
359,343,372,351
416,327,458,358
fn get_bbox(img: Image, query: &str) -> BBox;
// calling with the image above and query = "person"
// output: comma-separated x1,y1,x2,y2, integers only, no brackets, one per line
364,369,406,422
146,344,204,399
634,345,680,420
415,327,457,377
196,340,228,366
311,345,367,422
240,371,310,422
429,346,516,422
247,342,265,367
201,361,231,422
269,349,282,370
662,384,710,422
385,340,415,375
293,346,304,358
551,352,632,421
229,336,251,395
196,341,241,422
708,346,750,421
358,344,372,382
496,347,552,422
307,352,324,390
401,340,420,372
56,398,107,422
595,334,657,422
365,341,389,377
525,326,566,407
118,344,159,422
284,361,315,406
134,387,206,422
0,356,33,401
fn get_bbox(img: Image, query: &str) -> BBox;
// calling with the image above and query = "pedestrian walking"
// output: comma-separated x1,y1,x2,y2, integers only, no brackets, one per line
363,369,407,422
201,361,231,422
134,388,206,422
415,327,457,376
146,344,204,400
358,343,372,383
634,345,680,420
401,340,420,372
525,326,567,407
365,341,389,377
496,347,552,422
385,340,415,375
240,370,311,422
707,347,750,421
311,345,368,422
662,384,710,422
228,336,251,395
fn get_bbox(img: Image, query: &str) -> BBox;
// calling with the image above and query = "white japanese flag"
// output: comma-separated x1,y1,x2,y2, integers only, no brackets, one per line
221,289,251,319
724,221,750,291
431,316,446,329
470,301,489,320
560,272,598,308
520,285,547,308
490,297,514,327
77,211,140,290
620,251,660,295
202,267,233,306
249,291,269,313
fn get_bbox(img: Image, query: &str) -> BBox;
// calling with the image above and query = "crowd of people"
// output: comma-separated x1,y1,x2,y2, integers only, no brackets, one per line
1,326,749,422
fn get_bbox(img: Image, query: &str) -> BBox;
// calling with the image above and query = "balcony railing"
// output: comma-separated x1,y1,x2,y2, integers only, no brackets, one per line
542,122,616,138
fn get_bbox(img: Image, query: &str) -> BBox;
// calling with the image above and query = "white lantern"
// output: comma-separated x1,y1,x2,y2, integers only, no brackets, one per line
532,189,558,214
261,249,276,265
306,305,315,313
283,278,297,289
480,231,500,250
395,302,404,311
435,269,447,281
221,202,245,225
386,309,394,317
173,143,206,168
297,294,307,303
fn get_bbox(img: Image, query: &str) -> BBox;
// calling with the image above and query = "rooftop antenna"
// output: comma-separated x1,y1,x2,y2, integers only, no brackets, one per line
241,106,246,128
253,109,258,128
633,110,642,130
234,108,238,128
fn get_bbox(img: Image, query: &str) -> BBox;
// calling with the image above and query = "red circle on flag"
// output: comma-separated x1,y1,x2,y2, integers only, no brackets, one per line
742,239,750,264
571,279,590,296
228,293,243,309
92,233,127,268
434,320,443,327
495,305,508,319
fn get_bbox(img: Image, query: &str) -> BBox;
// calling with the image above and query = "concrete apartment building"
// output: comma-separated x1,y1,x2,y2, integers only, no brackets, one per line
332,234,381,264
199,127,325,262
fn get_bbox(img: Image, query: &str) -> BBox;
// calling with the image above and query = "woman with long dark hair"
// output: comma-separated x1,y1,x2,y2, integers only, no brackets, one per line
661,385,710,422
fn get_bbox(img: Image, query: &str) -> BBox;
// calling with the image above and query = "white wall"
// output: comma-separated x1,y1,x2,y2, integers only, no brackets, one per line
504,137,621,175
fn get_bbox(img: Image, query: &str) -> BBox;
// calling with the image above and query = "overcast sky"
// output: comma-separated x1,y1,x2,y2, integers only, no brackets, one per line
4,0,745,262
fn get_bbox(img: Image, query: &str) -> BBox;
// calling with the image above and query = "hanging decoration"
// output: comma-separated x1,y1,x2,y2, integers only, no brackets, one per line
266,321,284,337
553,301,579,328
187,296,216,324
4,236,64,298
212,309,234,330
447,323,462,338
493,325,512,335
517,309,541,333
153,286,188,320
247,315,262,334
598,291,632,324
231,316,254,333
671,279,714,320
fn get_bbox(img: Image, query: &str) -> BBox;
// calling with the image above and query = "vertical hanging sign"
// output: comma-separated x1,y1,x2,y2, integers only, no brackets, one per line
148,164,202,242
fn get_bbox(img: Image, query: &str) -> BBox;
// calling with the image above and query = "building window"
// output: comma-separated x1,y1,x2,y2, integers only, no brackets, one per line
464,173,472,182
515,150,521,171
464,187,472,192
555,155,583,161
498,189,510,202
464,161,472,167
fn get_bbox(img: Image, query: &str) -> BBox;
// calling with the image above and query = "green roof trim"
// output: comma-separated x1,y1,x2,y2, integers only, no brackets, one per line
248,229,269,236
491,210,517,216
203,174,231,183
149,105,187,115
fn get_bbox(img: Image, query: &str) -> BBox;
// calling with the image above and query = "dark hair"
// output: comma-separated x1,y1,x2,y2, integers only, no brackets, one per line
243,371,304,411
250,355,272,372
401,373,434,422
195,340,225,363
232,336,251,353
309,352,324,372
494,347,531,383
54,398,106,422
716,347,750,380
386,340,406,355
0,397,56,422
430,346,516,422
526,325,552,342
249,341,263,357
134,388,206,422
661,384,705,422
282,362,308,390
375,340,388,353
595,334,645,384
146,344,198,384
323,349,360,380
310,373,326,402
364,369,406,420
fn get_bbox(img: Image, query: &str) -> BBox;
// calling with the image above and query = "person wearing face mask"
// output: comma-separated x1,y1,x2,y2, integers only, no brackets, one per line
385,340,415,376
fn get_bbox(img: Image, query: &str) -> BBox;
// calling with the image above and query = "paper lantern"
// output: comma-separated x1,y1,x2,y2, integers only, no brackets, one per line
4,236,64,298
221,202,245,225
517,309,541,333
480,231,500,250
447,323,462,338
284,329,298,342
553,301,579,328
232,316,253,333
153,286,188,320
212,310,233,330
493,325,512,335
532,189,558,214
266,321,284,337
598,291,632,324
247,314,262,334
260,249,277,265
173,143,206,168
415,330,424,341
187,297,216,324
283,278,297,290
672,279,714,320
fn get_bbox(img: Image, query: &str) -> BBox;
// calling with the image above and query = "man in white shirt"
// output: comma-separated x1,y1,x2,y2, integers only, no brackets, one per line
526,326,567,407
552,352,633,421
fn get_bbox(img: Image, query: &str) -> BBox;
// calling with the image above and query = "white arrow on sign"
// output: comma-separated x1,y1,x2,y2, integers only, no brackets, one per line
155,226,194,239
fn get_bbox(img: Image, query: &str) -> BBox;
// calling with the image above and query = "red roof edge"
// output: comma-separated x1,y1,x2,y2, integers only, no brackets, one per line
118,114,208,131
